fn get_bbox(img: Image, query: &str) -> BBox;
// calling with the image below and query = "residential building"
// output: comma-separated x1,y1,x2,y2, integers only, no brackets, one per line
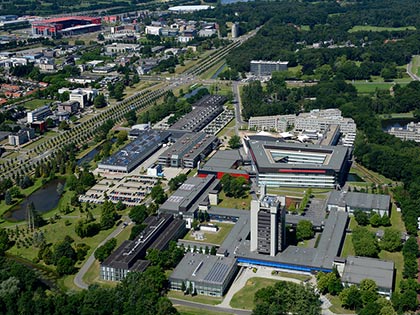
169,252,238,297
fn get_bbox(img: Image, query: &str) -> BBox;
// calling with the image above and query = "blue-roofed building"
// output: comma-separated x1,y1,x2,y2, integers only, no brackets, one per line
98,130,170,173
169,252,238,297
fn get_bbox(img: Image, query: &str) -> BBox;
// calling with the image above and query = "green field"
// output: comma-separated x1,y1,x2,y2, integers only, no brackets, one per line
175,306,232,315
327,294,355,314
348,25,416,33
218,191,252,210
183,222,234,245
230,277,279,310
21,98,50,110
167,291,223,305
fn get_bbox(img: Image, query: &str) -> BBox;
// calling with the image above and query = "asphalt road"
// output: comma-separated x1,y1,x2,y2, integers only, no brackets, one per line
169,298,252,315
74,217,132,289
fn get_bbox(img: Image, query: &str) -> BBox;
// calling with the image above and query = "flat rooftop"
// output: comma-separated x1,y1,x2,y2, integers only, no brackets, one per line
169,252,237,285
342,256,394,289
327,191,391,211
247,140,349,172
99,130,170,170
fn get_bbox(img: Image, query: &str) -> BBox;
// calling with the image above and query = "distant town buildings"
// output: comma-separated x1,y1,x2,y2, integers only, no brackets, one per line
31,16,101,37
250,60,289,76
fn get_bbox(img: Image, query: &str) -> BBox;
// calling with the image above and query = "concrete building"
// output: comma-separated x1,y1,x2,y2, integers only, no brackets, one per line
169,252,238,297
31,16,101,37
198,149,249,180
105,43,141,54
250,60,288,76
248,114,296,132
145,25,162,36
57,100,79,114
100,214,186,281
295,108,356,136
8,128,35,146
340,256,394,297
250,192,286,256
246,140,350,188
98,131,170,173
231,22,239,38
159,175,219,225
158,132,219,168
388,121,420,142
327,191,391,217
27,105,52,123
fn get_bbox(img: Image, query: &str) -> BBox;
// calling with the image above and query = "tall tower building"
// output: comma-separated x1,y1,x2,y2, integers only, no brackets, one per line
250,191,286,256
231,22,239,38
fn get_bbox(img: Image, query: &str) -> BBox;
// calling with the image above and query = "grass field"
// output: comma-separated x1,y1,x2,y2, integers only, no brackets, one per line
183,222,234,245
175,306,232,315
352,82,403,94
21,98,50,110
275,271,311,281
230,277,278,310
348,25,416,33
378,112,414,119
167,291,223,305
218,191,252,210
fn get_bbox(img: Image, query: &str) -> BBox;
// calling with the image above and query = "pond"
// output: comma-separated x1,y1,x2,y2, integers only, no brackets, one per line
347,173,365,182
77,138,116,166
5,179,66,221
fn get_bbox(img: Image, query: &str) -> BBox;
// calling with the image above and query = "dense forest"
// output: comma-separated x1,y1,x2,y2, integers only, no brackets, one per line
0,256,178,315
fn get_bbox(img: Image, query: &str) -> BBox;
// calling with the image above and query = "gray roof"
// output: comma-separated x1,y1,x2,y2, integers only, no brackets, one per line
247,140,349,172
159,175,218,214
327,191,390,211
342,256,394,289
169,252,237,285
203,149,242,169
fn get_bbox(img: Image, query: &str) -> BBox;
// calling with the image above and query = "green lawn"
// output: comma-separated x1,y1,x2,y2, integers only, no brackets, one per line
183,222,234,245
218,191,252,210
379,250,403,291
167,291,223,305
230,277,279,310
21,99,50,110
327,294,355,314
275,271,311,281
348,25,416,32
378,112,414,119
352,82,399,94
341,234,355,257
175,306,232,315
216,119,236,138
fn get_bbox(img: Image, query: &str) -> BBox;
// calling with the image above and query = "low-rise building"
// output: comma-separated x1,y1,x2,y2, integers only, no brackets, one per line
27,105,52,123
248,114,296,132
250,60,288,76
8,128,35,146
105,43,141,54
169,252,238,297
57,100,79,114
326,191,391,217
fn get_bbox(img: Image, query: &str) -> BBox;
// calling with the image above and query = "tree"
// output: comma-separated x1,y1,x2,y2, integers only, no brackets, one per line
253,281,321,315
340,286,362,310
369,213,382,227
228,135,241,149
151,185,166,204
380,229,401,252
116,131,127,146
58,120,70,131
296,220,314,241
52,239,76,265
316,270,342,295
4,190,12,205
94,93,107,108
100,200,118,230
129,205,148,224
56,256,76,275
352,227,380,257
0,229,11,255
359,279,378,306
94,238,117,262
354,210,369,226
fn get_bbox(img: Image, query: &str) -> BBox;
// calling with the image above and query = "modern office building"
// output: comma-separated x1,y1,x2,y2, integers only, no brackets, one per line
158,132,219,169
198,149,249,180
326,191,391,217
248,114,296,132
250,192,286,256
295,109,356,136
98,131,170,173
8,128,35,146
250,60,288,76
340,256,394,297
32,16,101,37
57,100,79,114
246,140,350,188
27,105,52,123
159,175,219,225
100,214,186,281
169,252,238,297
388,121,420,142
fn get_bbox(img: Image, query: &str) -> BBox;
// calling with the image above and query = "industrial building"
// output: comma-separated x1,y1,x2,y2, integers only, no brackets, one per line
27,105,52,123
169,252,238,297
250,192,286,256
31,16,101,37
250,60,288,76
198,149,249,180
158,132,219,169
340,256,394,297
159,175,219,225
326,191,391,217
100,214,186,281
98,131,170,173
169,95,226,133
246,140,351,188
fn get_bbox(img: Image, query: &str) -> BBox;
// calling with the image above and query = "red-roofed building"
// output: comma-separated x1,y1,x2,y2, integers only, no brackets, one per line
32,16,101,36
